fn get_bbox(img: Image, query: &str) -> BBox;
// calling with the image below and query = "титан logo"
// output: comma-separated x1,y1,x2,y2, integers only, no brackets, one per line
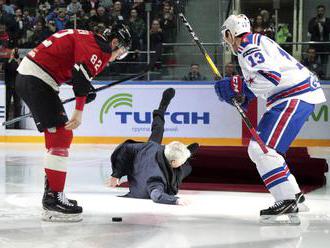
100,93,210,125
100,93,132,123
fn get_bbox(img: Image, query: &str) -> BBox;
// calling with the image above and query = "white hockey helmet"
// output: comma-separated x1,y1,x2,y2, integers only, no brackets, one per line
221,14,251,55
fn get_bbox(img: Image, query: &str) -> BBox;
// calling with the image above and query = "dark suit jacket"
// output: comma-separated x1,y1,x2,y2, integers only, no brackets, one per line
111,110,191,204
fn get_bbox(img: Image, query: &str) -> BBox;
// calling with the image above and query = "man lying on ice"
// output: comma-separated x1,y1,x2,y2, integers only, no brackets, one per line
106,88,199,205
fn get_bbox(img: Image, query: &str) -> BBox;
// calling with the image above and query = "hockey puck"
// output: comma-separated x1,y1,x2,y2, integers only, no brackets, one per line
112,217,122,222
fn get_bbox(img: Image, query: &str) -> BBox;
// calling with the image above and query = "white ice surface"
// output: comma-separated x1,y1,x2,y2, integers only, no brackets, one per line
0,143,329,248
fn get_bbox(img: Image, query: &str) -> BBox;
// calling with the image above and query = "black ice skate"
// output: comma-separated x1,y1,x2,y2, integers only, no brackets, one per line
260,200,300,225
44,176,78,206
42,190,83,222
296,192,309,212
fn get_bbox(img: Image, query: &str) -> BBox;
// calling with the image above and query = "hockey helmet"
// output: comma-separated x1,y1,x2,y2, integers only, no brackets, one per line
94,23,132,60
103,23,132,60
221,14,251,55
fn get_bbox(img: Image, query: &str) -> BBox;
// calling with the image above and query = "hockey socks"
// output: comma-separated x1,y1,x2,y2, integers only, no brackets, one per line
44,148,68,192
44,126,73,192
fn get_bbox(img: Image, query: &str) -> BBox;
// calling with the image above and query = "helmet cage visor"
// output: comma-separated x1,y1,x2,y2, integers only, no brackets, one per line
221,28,237,56
115,45,129,60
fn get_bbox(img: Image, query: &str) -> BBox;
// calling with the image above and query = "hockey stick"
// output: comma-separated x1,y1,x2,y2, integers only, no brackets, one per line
3,42,163,127
2,70,148,127
178,12,268,153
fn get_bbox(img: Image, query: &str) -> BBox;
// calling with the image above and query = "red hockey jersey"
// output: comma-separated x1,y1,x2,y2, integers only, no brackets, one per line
27,29,112,85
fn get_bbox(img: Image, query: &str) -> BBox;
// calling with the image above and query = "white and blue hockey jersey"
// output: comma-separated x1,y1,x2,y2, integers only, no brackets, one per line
237,33,326,108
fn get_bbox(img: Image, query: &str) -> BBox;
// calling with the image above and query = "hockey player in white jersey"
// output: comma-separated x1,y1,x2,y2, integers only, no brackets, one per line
215,14,326,224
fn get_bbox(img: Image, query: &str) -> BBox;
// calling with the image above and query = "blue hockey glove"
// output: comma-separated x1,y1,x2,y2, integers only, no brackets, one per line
214,75,256,110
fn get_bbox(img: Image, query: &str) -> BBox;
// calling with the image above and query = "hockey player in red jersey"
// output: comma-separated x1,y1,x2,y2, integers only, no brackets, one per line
15,23,132,222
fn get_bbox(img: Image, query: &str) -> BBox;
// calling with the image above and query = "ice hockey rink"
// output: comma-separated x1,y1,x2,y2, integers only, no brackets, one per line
0,143,329,248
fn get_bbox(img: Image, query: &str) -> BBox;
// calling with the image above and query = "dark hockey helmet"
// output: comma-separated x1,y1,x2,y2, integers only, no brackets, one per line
103,23,132,60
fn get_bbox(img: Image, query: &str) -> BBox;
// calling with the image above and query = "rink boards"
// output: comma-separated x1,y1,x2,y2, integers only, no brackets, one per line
0,81,329,146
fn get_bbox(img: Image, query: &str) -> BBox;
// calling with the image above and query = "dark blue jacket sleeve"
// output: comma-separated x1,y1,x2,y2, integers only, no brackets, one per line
111,143,139,178
147,177,178,205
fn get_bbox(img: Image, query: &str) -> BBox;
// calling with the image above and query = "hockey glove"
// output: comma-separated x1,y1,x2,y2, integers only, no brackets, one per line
86,91,96,104
86,85,96,104
214,75,242,104
214,75,256,110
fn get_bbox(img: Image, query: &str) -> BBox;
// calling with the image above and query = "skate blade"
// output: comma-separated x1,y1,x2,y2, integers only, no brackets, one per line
42,210,82,223
260,213,301,225
298,203,310,212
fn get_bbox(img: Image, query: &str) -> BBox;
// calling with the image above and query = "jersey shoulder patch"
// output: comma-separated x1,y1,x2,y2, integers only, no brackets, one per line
238,33,262,54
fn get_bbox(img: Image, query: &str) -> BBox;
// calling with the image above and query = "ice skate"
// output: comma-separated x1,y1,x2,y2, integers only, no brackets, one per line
44,176,78,206
260,200,300,225
42,190,83,222
296,192,309,212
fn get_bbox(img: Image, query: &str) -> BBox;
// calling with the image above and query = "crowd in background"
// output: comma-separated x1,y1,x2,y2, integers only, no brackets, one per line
248,4,330,79
0,0,178,50
0,1,329,79
0,0,179,127
1,1,330,127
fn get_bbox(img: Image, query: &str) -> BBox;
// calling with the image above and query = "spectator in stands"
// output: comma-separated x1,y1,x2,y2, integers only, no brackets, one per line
95,6,111,26
127,8,146,50
183,64,206,81
67,0,82,16
88,8,98,25
0,22,9,48
112,1,125,23
46,7,59,22
259,9,275,39
129,0,145,20
150,18,163,52
0,8,16,37
54,8,69,30
275,23,292,44
81,0,99,13
3,47,21,128
39,0,52,15
47,19,57,33
308,4,330,73
161,0,174,14
72,8,90,29
159,3,176,43
1,0,14,15
124,7,146,74
149,19,163,76
99,0,112,11
14,8,26,46
252,15,265,34
260,9,272,28
29,20,53,47
224,62,236,77
23,9,36,31
52,0,65,10
301,47,325,79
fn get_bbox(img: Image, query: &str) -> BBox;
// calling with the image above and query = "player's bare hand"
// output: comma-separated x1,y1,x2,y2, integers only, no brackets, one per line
105,177,120,187
176,197,191,206
65,110,82,130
